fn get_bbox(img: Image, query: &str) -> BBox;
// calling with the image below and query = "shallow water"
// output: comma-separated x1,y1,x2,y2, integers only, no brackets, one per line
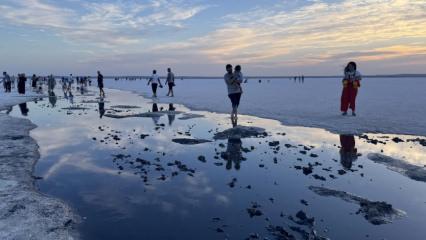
8,86,426,240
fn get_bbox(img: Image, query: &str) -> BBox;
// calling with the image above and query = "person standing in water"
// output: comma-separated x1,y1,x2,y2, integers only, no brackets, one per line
165,68,175,97
47,74,56,92
31,74,38,89
3,72,11,93
17,73,27,94
97,71,105,97
341,62,362,116
224,64,243,126
147,70,162,98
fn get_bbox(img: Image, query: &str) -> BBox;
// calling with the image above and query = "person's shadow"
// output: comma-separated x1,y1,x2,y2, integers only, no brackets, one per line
339,135,358,169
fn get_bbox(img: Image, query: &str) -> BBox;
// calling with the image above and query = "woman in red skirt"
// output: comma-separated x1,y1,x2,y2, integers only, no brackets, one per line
341,61,361,116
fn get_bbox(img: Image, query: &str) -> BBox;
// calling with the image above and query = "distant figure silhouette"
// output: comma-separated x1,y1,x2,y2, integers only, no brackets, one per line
3,72,11,92
97,71,105,97
17,73,26,94
147,70,162,98
165,68,175,97
47,75,56,92
341,62,362,116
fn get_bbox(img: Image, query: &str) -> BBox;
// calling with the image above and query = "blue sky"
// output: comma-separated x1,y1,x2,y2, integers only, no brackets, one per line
0,0,425,76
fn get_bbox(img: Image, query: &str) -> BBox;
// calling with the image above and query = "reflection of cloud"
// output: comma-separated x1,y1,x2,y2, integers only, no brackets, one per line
42,151,136,180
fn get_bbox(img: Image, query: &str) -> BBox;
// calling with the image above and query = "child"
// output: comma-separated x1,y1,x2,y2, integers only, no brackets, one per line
341,62,361,116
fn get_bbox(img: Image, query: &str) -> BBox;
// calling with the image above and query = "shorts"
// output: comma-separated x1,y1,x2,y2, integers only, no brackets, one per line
152,83,158,94
228,92,242,108
168,82,174,90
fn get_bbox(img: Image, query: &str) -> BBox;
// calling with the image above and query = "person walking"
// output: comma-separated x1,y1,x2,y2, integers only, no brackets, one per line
224,64,243,126
147,70,162,98
97,71,105,97
3,72,11,92
165,68,175,97
341,62,362,116
48,74,56,92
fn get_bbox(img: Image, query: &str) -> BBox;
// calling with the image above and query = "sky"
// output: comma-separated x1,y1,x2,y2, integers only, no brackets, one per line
0,0,425,76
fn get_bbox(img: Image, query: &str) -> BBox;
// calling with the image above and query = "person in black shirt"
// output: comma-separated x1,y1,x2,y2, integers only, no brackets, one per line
97,71,105,97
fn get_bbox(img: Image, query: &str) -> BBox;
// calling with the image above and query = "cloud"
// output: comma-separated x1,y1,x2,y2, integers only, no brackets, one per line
153,0,426,70
0,0,208,47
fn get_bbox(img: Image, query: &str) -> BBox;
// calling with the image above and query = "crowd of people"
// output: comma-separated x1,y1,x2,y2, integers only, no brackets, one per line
2,61,362,122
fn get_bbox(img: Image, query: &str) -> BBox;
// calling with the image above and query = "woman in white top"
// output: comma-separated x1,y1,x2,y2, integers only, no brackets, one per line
147,70,163,98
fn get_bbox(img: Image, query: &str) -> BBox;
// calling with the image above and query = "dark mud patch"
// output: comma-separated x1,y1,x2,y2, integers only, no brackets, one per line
105,111,182,119
172,138,212,145
110,105,141,109
81,100,109,104
309,186,405,225
367,153,426,182
214,126,267,140
178,113,205,120
61,106,90,110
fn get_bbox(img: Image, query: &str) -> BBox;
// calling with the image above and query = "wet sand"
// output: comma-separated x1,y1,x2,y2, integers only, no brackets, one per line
5,86,426,239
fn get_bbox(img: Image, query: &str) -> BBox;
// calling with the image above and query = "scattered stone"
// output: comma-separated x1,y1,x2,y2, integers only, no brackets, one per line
110,105,141,109
198,155,206,163
178,113,204,120
268,141,280,147
247,203,263,218
172,138,212,145
214,126,266,140
392,137,404,143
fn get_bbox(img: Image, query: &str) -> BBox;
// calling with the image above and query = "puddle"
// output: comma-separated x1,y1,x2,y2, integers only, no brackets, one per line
8,86,426,240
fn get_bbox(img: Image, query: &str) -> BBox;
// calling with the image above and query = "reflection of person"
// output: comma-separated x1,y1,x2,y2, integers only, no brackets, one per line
98,98,105,118
341,62,362,116
151,103,161,125
339,135,358,169
223,137,243,170
18,103,29,116
167,103,176,126
48,90,57,107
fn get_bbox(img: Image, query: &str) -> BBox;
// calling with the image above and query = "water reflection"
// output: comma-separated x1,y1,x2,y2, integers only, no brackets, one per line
167,103,176,126
222,118,244,170
9,86,426,240
339,134,358,169
151,103,161,125
98,98,105,119
18,103,29,116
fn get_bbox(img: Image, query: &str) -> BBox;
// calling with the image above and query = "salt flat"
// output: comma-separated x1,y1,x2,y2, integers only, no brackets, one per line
106,77,426,136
